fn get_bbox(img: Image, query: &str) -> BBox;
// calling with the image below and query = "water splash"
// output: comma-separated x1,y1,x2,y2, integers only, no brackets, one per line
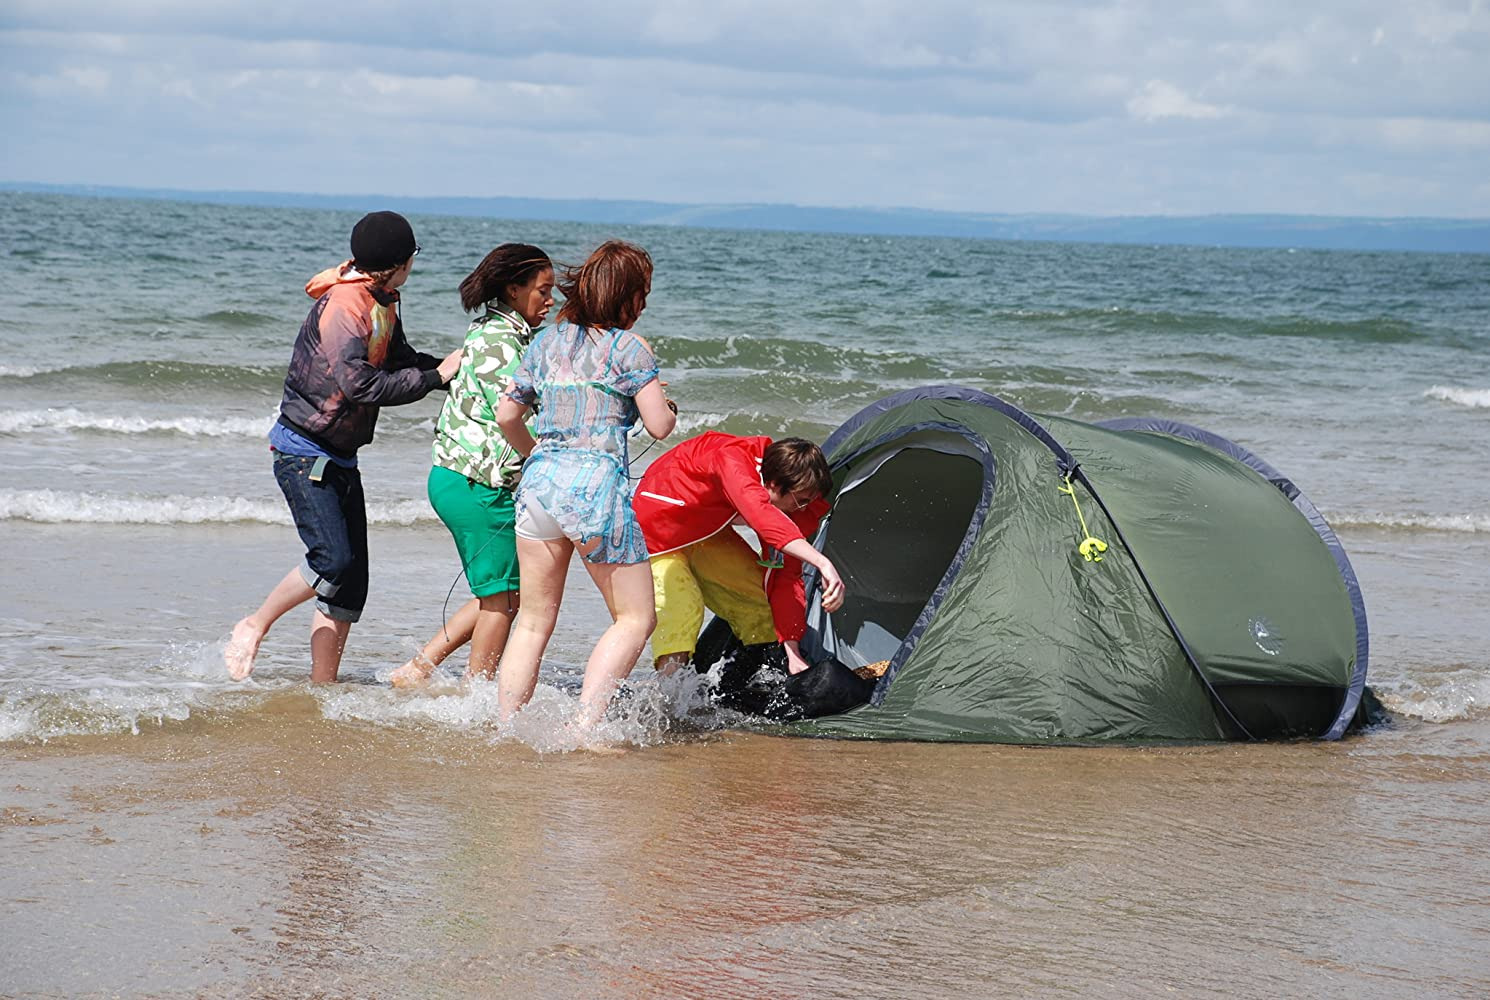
1376,667,1490,724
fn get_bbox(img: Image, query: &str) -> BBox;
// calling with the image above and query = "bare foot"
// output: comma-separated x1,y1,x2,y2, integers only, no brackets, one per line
389,656,436,689
225,618,263,681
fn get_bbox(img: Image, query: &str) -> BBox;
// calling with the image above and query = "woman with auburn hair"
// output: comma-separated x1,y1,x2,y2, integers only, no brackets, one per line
496,240,677,730
389,243,555,689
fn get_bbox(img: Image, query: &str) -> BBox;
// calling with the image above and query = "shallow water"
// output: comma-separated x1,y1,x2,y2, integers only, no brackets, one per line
5,717,1490,999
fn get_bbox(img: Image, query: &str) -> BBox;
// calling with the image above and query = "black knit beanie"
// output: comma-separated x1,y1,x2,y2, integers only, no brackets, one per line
350,211,417,271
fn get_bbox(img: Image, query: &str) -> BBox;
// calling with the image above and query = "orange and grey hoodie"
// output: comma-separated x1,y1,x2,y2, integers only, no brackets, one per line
276,262,445,459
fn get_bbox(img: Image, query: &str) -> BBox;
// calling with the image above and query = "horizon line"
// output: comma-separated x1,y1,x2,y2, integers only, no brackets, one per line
5,180,1489,254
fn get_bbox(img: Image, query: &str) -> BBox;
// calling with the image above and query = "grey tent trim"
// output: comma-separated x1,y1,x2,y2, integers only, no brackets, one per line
823,385,1074,471
807,419,997,706
1096,417,1370,740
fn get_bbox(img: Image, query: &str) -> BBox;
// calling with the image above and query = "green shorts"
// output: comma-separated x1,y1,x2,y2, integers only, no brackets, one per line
427,465,520,597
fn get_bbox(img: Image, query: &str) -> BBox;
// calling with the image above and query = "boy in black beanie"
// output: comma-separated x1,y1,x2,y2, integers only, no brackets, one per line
226,212,462,682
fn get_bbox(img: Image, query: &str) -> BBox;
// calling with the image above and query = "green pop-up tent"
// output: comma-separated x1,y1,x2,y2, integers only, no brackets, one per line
762,386,1369,743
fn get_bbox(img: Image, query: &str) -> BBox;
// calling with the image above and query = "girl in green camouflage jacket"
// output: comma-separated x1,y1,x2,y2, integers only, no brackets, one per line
390,244,555,687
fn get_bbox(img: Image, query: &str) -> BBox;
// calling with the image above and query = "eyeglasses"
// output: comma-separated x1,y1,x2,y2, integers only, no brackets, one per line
789,491,816,510
412,244,422,258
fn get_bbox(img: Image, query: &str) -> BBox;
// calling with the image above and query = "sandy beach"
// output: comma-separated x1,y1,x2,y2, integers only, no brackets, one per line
6,710,1489,999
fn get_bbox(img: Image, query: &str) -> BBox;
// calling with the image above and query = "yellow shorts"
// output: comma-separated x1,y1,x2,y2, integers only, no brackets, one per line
650,530,776,658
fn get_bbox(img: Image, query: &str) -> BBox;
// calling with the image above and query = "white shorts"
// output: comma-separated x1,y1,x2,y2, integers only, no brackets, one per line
514,496,566,541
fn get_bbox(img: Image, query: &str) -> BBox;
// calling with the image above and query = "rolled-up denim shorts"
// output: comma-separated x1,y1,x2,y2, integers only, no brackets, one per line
272,450,368,623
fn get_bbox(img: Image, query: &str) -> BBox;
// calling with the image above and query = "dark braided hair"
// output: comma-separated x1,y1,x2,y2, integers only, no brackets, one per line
458,243,553,312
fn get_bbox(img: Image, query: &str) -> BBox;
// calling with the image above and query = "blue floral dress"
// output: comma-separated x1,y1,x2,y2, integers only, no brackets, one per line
505,321,659,564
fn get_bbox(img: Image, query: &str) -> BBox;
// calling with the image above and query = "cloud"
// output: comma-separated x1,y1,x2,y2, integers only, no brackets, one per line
1126,81,1227,121
0,2,1487,217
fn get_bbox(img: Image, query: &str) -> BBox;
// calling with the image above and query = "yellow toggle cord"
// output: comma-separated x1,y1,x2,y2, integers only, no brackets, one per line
1058,473,1108,562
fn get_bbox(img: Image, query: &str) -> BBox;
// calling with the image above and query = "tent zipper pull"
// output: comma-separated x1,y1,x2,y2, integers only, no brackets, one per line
1059,473,1108,563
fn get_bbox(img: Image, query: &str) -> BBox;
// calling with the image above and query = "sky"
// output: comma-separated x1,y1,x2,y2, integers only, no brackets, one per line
2,1,1488,218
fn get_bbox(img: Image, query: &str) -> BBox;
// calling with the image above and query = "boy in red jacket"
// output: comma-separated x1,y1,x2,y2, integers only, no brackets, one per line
633,433,846,676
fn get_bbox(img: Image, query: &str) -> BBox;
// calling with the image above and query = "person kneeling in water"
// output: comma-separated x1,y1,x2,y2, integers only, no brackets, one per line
633,433,846,677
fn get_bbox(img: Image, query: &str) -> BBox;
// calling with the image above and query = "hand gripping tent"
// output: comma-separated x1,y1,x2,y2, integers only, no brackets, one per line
782,386,1369,743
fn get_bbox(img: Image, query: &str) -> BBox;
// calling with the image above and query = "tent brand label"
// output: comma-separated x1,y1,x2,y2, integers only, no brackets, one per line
1249,617,1283,656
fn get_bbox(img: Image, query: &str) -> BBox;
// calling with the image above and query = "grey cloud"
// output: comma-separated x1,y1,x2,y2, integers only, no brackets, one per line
1,1,1487,216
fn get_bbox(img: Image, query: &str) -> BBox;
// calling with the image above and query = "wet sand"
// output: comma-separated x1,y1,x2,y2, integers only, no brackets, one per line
5,713,1489,999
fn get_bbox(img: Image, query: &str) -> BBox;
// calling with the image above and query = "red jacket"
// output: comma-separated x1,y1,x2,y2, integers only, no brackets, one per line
634,432,830,644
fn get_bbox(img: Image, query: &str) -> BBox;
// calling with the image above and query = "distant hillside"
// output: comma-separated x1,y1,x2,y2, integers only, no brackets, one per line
5,181,1488,253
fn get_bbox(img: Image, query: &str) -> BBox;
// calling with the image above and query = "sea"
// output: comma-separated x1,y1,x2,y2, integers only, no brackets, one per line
1,190,1488,998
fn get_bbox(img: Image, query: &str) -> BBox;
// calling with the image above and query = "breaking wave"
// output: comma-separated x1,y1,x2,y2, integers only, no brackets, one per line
1425,385,1490,410
0,488,435,525
1327,512,1490,534
0,407,275,438
0,359,285,391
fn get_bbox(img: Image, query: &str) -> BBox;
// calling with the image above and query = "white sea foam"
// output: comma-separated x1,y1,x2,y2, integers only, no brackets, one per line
1377,670,1490,724
0,488,436,525
0,364,47,378
0,407,274,437
1327,512,1490,534
1424,385,1490,409
0,704,40,742
0,687,203,743
0,640,273,743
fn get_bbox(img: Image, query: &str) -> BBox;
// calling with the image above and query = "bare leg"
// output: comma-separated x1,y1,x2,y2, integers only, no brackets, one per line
576,560,658,727
654,651,690,676
226,567,316,680
309,611,352,683
498,537,572,723
390,598,479,688
467,591,519,681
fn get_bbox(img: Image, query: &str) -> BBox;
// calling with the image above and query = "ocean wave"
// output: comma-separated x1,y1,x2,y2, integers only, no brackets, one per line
198,309,276,328
1328,512,1490,534
0,407,275,438
0,359,284,391
994,307,1429,345
658,333,945,380
1425,385,1490,410
0,488,435,525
